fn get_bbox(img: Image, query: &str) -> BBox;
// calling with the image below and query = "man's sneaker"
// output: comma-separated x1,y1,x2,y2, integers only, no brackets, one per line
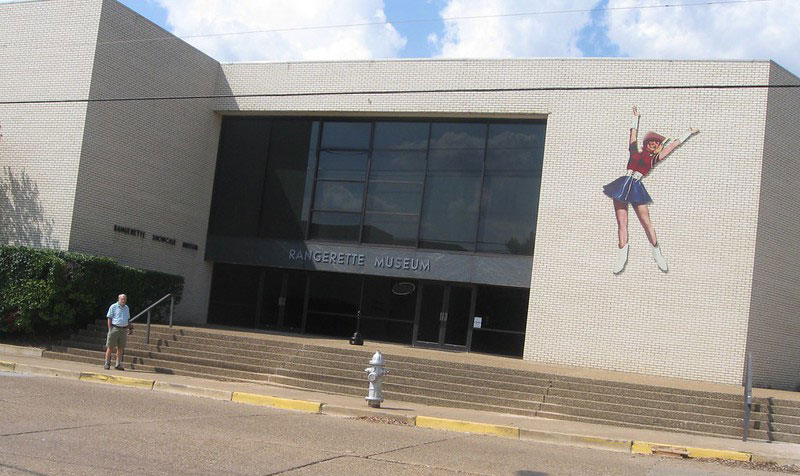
114,364,124,371
103,362,110,370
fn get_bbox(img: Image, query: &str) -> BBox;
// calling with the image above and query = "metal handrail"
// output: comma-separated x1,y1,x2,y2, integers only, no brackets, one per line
129,293,175,344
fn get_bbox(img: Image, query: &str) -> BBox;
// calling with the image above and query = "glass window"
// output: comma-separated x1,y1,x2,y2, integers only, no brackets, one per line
487,123,545,150
373,122,429,150
321,122,371,149
317,151,368,181
427,149,483,172
209,117,270,237
259,119,314,240
366,181,422,214
368,150,426,181
308,272,362,314
430,123,487,150
477,176,538,254
309,211,361,241
313,181,364,212
362,213,419,247
419,174,481,251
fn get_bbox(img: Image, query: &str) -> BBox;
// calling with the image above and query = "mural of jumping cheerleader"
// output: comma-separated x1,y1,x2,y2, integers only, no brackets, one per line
603,105,699,274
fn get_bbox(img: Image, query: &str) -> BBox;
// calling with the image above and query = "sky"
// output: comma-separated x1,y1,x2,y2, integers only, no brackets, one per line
112,0,800,76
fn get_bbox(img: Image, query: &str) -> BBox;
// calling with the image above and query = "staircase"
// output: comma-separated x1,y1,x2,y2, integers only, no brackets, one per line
43,322,800,444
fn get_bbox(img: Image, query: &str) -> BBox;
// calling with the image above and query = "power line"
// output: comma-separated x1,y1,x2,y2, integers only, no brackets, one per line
1,83,798,106
73,0,774,47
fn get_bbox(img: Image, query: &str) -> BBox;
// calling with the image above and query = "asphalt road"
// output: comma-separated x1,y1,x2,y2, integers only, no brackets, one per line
0,372,793,475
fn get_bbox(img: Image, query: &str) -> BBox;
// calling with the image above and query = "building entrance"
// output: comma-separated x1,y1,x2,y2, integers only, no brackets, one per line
209,264,529,357
414,283,474,350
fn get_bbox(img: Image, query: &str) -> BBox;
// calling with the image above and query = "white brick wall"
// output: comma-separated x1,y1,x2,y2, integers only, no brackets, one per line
66,0,222,323
215,58,776,386
0,0,102,249
746,63,800,390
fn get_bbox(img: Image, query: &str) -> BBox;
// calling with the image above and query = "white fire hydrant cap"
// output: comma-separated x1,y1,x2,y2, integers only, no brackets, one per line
369,350,384,366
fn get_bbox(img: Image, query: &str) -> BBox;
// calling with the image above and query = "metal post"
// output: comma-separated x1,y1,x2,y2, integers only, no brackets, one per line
146,310,151,345
742,352,753,441
169,295,174,328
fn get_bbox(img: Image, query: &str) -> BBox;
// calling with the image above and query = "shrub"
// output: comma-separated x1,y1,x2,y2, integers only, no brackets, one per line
0,246,183,336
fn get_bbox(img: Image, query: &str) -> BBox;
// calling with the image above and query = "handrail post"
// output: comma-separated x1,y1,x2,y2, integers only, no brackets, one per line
146,310,151,345
169,294,174,328
743,352,753,441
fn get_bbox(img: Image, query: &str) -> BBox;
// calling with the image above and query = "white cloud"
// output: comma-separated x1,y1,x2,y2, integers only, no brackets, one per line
156,0,406,62
604,0,800,75
429,0,596,58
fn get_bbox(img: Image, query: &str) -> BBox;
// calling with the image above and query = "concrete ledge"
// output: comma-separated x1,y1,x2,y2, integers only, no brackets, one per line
632,441,751,462
79,372,155,390
14,364,82,380
520,429,632,452
321,404,416,425
0,360,16,372
231,392,322,413
416,416,520,438
0,343,44,357
153,382,233,401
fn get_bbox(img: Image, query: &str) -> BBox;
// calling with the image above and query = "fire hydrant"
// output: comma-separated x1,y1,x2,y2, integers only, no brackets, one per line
365,350,388,408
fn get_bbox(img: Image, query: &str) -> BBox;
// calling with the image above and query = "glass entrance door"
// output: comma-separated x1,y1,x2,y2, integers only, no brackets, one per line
414,283,473,350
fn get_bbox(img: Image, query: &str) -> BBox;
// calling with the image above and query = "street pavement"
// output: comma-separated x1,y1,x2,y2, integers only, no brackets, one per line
0,372,796,476
1,343,800,473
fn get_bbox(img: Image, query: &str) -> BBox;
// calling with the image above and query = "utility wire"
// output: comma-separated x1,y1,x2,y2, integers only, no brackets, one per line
1,0,774,49
1,83,798,106
104,0,772,44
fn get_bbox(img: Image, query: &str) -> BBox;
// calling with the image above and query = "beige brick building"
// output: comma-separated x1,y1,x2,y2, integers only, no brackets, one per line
2,0,798,389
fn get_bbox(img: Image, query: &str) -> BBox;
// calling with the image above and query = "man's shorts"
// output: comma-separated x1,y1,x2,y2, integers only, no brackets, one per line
106,326,128,349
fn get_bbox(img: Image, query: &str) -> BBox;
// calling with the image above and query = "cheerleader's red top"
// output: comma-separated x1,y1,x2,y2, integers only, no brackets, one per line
626,142,658,176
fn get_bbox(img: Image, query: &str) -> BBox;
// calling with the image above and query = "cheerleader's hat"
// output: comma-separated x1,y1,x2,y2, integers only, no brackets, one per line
642,131,666,144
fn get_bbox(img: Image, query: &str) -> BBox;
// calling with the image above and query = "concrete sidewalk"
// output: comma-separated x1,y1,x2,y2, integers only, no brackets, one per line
2,343,800,467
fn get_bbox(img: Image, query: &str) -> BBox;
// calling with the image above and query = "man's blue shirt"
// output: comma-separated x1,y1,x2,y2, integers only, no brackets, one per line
107,303,130,327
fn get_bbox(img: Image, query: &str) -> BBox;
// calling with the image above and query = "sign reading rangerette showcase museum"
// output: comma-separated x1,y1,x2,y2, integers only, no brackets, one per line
288,249,431,272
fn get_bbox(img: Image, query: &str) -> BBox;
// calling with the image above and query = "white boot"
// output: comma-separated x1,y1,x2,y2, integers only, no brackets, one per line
613,243,628,274
651,243,669,272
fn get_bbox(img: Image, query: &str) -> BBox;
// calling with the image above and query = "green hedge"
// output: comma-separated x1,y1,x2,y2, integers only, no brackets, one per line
0,246,183,336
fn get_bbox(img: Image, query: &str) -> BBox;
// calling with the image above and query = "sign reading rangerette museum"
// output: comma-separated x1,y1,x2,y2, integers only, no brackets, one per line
113,225,199,251
288,249,431,272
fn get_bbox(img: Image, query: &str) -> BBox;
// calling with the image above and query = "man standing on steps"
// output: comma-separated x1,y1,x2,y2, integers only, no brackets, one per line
104,294,131,370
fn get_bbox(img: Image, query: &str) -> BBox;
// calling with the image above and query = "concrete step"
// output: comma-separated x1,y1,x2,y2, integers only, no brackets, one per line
47,347,274,382
61,340,292,372
42,350,267,384
537,411,768,442
538,403,756,439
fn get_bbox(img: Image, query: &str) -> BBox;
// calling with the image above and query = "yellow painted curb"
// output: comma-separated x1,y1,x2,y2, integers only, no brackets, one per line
632,441,751,462
520,429,632,452
416,416,519,438
79,372,155,390
0,360,16,372
231,392,322,413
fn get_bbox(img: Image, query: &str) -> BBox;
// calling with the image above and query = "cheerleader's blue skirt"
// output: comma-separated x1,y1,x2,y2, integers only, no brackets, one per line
603,175,652,205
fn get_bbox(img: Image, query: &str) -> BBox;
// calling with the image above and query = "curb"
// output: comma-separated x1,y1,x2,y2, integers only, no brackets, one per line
79,372,155,390
14,363,82,380
321,404,417,425
231,391,322,413
632,441,751,462
416,415,519,438
0,343,44,358
153,381,233,401
0,358,782,466
520,429,632,453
